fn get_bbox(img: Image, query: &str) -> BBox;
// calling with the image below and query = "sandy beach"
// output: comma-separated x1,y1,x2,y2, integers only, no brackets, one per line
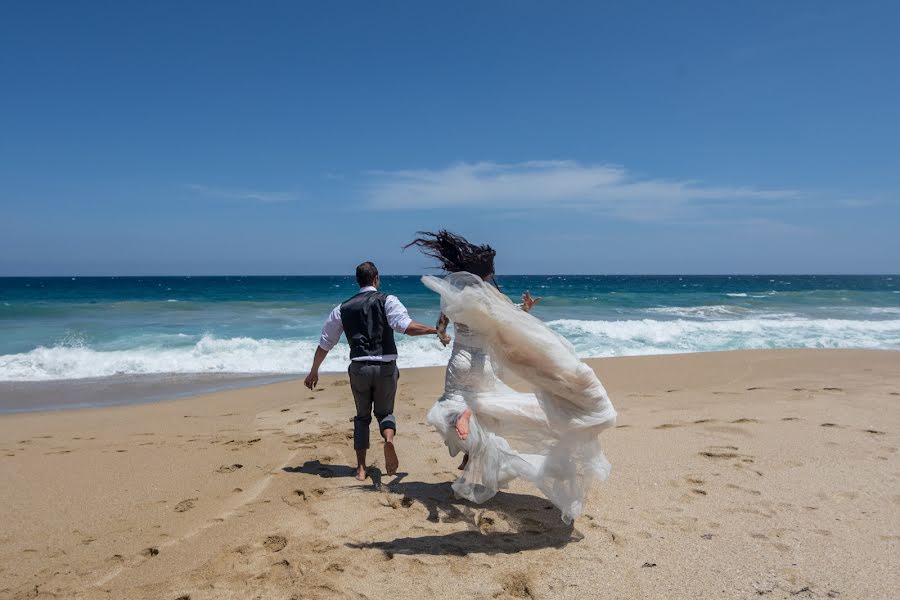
1,349,898,599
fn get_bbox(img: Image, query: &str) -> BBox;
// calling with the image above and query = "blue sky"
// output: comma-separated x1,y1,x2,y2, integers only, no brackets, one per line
1,1,898,275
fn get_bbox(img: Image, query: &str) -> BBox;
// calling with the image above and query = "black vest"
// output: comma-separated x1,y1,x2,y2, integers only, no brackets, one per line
340,291,398,359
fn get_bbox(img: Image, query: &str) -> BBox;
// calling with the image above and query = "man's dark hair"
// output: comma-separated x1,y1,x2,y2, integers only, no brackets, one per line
355,261,379,287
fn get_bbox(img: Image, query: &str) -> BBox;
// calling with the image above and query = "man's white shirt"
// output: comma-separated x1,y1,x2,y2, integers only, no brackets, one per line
318,286,412,362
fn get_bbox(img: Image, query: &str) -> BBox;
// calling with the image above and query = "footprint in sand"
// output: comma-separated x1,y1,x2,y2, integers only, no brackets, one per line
141,547,159,558
863,429,885,435
820,423,841,428
216,463,244,473
727,483,762,496
500,572,534,598
174,498,198,512
263,535,287,552
699,445,740,459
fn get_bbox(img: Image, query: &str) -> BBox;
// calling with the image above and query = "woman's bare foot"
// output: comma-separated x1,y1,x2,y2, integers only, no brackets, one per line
355,465,367,481
384,441,399,476
455,409,472,441
457,453,469,470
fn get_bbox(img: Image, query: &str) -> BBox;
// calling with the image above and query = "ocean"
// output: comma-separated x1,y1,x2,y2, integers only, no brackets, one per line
2,275,899,411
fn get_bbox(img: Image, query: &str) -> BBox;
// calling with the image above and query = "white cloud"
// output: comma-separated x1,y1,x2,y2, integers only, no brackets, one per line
364,160,800,221
186,184,295,204
837,197,878,209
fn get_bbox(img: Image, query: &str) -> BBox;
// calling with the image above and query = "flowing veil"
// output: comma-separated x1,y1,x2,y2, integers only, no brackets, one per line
423,273,617,521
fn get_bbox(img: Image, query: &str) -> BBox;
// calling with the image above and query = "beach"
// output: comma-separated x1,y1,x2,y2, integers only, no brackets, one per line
1,349,898,599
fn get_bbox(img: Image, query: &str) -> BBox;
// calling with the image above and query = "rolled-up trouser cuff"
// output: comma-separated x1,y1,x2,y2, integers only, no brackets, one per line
378,414,397,434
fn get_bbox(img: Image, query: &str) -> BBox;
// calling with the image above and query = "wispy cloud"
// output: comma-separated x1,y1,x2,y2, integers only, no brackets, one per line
364,161,801,221
837,197,878,209
185,184,295,204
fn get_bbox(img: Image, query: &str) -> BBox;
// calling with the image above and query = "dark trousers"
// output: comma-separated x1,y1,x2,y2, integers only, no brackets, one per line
348,360,399,450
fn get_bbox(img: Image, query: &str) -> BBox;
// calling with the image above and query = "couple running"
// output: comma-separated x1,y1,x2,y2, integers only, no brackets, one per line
304,231,617,522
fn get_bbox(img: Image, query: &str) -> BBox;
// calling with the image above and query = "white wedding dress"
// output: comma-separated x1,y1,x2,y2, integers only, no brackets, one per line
424,273,617,522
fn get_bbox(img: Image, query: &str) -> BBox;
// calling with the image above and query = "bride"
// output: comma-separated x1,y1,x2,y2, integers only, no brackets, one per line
406,231,617,522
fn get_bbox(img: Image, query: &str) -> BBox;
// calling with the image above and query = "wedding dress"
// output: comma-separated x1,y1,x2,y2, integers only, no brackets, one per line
424,273,617,522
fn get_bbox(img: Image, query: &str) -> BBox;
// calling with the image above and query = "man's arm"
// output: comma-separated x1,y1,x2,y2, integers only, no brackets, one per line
385,295,448,340
304,346,329,390
403,320,440,336
305,306,342,390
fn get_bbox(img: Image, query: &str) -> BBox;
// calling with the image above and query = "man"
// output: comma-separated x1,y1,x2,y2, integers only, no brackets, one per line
304,261,449,481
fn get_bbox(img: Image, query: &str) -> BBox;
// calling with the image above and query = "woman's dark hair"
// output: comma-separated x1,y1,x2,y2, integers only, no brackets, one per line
404,230,496,278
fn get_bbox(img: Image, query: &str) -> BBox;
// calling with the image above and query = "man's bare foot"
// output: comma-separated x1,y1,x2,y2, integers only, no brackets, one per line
457,453,469,470
384,441,399,476
455,410,471,441
355,465,367,481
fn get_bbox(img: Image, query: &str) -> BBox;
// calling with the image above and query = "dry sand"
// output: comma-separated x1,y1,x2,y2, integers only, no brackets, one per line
1,349,898,599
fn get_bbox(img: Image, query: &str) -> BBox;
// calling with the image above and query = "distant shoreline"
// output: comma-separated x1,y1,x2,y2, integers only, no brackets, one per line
3,273,900,278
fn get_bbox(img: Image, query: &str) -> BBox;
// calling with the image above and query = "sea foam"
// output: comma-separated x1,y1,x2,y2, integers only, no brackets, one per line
0,334,452,382
1,317,899,382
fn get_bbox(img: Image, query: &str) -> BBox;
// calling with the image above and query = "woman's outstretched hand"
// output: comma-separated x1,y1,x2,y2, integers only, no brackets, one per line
521,290,542,312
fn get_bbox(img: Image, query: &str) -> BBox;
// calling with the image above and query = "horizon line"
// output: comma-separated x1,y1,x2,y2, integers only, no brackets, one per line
1,273,899,278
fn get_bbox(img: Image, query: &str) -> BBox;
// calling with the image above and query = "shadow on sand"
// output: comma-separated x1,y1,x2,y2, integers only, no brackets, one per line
283,460,580,556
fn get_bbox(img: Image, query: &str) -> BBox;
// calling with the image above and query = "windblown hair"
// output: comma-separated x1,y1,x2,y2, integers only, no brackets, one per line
404,230,496,278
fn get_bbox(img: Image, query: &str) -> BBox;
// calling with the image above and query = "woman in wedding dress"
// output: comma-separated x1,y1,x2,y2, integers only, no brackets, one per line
406,231,617,522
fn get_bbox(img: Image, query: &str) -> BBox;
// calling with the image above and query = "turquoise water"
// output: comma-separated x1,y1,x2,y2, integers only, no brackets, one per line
2,275,899,382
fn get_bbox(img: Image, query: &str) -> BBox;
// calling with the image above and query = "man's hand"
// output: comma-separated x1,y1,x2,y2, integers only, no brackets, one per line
438,332,452,347
521,290,542,312
305,347,329,391
304,370,319,390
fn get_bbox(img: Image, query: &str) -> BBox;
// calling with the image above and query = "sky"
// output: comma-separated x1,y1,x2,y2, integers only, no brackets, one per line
1,1,898,275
